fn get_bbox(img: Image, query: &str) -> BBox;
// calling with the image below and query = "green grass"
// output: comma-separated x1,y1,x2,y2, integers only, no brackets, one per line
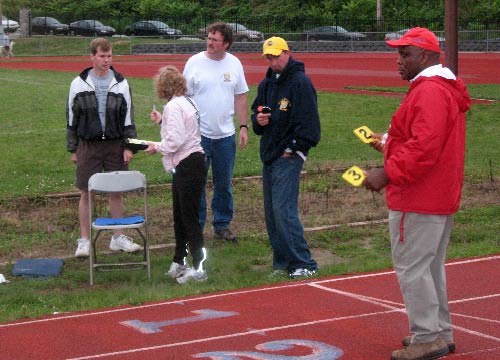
0,67,498,323
0,68,497,200
1,205,498,323
10,36,204,57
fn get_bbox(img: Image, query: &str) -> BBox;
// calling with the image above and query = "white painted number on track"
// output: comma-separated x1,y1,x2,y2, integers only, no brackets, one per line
120,309,239,334
194,339,344,359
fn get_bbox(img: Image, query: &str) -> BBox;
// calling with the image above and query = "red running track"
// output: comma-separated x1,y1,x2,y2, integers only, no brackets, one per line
1,52,499,93
1,255,499,359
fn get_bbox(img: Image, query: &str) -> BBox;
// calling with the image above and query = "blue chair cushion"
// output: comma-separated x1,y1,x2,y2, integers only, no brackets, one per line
94,216,145,226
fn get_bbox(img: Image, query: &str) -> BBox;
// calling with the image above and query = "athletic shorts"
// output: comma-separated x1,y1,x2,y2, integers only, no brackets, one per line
75,139,128,190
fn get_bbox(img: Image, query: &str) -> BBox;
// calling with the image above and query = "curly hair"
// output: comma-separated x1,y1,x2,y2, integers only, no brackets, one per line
153,65,187,100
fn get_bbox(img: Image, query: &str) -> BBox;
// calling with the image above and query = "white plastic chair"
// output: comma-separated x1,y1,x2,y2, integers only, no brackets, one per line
88,171,151,285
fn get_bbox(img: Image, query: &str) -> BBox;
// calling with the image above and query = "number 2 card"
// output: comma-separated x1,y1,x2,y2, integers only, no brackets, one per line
353,126,374,144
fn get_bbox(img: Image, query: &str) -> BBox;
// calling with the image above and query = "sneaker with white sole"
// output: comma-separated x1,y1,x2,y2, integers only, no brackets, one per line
176,268,208,284
109,234,142,253
289,268,317,279
75,238,90,258
166,262,188,279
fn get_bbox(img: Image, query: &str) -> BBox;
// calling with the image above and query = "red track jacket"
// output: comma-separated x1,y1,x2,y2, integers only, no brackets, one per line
384,75,471,215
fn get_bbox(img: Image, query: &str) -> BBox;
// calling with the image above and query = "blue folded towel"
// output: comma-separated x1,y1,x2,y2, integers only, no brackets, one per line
12,258,64,278
94,216,144,226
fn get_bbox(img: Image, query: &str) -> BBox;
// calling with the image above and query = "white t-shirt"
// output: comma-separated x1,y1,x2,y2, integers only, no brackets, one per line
183,52,249,139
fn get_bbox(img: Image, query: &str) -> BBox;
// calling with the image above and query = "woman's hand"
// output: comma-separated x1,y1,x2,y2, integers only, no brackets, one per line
143,142,158,154
150,110,162,125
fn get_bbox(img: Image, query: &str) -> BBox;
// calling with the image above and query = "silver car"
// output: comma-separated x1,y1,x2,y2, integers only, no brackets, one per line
2,16,20,33
304,26,367,41
385,28,445,41
198,22,263,42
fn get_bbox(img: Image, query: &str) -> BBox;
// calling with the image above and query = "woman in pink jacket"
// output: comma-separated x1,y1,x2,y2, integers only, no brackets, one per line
145,65,207,284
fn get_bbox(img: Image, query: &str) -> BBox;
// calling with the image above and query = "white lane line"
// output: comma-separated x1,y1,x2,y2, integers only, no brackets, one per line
452,346,500,357
451,323,500,343
2,255,499,328
66,309,401,359
450,293,500,304
314,255,500,285
308,282,405,312
0,283,305,328
453,312,500,324
309,278,500,348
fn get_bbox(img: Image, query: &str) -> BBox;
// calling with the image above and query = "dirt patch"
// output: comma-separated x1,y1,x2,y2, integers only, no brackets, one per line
0,168,498,264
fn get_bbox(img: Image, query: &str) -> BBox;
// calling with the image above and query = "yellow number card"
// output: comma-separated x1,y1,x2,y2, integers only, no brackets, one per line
342,166,366,187
353,126,374,144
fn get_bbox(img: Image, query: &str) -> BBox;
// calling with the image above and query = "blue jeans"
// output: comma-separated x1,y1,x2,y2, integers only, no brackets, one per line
262,155,317,272
200,135,235,231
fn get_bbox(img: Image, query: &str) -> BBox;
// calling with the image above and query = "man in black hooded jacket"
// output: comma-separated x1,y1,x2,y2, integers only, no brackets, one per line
251,36,320,279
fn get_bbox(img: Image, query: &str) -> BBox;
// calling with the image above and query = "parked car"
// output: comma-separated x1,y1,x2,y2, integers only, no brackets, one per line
31,17,69,35
69,20,115,36
304,26,367,41
198,22,263,42
124,21,182,38
384,28,445,41
2,16,20,33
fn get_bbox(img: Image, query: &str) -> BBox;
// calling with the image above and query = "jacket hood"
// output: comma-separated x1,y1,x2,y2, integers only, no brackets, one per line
265,56,305,81
412,75,471,113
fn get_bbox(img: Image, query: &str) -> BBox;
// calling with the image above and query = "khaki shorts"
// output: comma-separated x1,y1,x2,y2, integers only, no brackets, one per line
75,140,128,190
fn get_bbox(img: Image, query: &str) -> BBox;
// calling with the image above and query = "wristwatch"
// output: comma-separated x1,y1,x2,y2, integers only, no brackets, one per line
239,124,248,129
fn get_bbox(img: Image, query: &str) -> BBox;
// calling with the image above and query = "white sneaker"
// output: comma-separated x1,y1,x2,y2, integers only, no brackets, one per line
289,268,317,279
109,234,142,252
75,238,90,258
166,262,188,279
176,268,208,284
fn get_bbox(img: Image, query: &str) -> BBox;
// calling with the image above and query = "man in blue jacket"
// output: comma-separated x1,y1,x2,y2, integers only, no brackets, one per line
251,37,320,279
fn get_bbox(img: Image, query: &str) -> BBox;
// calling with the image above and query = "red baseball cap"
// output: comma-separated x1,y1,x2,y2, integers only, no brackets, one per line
386,27,441,53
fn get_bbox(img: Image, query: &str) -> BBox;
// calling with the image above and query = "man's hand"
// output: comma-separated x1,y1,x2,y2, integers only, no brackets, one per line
256,112,271,127
70,152,77,164
123,149,134,164
370,133,385,153
363,167,390,192
238,127,248,149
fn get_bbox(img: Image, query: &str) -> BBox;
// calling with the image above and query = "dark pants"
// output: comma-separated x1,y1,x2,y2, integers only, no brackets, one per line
172,152,206,269
262,155,317,272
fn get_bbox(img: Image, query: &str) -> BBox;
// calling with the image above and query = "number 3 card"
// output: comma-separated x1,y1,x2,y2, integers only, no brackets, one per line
342,166,366,187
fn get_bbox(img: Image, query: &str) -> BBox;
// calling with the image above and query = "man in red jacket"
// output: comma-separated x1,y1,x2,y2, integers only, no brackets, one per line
363,27,471,360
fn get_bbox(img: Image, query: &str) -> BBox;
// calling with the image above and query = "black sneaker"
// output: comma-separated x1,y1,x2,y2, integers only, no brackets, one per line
214,228,237,243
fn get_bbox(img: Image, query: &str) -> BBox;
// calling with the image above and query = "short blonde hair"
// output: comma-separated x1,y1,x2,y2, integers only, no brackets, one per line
90,38,111,55
154,65,187,100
